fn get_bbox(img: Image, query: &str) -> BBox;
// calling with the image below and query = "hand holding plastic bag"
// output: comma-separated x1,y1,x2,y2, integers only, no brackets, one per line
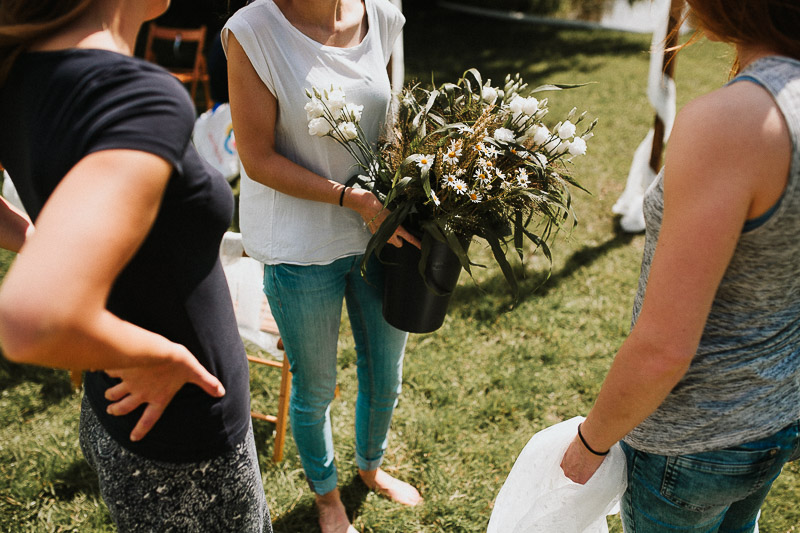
487,416,627,533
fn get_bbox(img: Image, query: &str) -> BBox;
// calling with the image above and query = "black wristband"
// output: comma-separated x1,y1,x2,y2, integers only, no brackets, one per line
578,423,609,456
338,186,348,207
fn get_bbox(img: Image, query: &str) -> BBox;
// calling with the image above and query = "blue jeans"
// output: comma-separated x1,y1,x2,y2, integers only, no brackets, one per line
621,421,800,532
263,254,408,495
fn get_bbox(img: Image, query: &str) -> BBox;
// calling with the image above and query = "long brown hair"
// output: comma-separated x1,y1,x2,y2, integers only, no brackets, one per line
0,0,94,85
685,0,800,71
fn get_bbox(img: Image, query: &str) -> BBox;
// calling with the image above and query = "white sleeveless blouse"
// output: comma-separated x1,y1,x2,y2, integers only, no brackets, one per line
222,0,404,265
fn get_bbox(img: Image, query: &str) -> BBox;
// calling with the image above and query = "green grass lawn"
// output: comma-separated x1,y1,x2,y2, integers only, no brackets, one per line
2,5,799,532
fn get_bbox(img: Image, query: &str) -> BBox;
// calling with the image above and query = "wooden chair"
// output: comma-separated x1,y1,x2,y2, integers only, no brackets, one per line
248,336,293,463
144,23,213,110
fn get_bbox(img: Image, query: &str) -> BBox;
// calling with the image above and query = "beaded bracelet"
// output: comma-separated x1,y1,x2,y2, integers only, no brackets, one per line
578,423,609,456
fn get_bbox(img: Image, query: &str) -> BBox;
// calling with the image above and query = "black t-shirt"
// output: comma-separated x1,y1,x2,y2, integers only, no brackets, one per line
0,49,250,462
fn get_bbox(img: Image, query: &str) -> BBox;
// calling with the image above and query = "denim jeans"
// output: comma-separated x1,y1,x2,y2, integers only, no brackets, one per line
263,254,408,495
621,421,800,532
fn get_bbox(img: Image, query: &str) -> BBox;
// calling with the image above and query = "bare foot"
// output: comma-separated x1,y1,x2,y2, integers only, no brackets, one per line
358,468,423,506
315,489,359,533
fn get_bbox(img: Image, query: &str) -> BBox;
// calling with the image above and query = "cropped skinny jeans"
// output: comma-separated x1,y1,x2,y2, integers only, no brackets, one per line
263,254,408,495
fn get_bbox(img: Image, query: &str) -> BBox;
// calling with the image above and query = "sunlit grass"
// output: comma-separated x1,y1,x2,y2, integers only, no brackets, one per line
1,5,796,533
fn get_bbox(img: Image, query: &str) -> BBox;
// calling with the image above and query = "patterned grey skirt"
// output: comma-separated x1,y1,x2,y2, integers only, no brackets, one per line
79,394,272,533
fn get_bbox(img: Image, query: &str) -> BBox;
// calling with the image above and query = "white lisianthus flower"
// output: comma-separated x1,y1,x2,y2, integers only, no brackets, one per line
304,98,325,120
508,96,525,119
568,136,587,156
337,122,358,141
533,152,548,167
482,85,498,105
308,117,332,137
493,127,516,143
543,137,561,153
556,140,571,154
417,154,434,171
558,120,576,139
324,88,347,114
531,125,550,146
341,103,363,122
522,96,539,116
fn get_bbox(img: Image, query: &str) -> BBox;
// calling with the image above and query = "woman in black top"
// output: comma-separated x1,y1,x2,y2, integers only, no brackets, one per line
0,1,271,531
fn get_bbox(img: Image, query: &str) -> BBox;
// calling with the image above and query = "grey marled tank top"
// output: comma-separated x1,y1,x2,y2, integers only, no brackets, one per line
624,56,800,455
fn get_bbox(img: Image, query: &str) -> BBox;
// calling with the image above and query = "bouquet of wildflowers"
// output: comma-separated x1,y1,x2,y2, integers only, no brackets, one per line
305,68,595,299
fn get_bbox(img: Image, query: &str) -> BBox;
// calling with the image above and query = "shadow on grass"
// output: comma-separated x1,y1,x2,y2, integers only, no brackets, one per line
50,459,101,501
0,356,73,403
403,5,649,84
271,475,370,533
450,219,638,321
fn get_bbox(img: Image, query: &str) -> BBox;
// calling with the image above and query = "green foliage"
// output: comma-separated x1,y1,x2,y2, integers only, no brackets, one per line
2,6,798,533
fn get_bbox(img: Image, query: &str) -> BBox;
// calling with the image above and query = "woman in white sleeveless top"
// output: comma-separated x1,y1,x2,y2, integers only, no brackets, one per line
223,1,421,531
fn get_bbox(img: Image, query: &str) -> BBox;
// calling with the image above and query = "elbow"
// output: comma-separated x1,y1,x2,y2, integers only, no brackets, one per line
626,328,697,381
648,346,695,380
238,151,282,188
0,295,67,366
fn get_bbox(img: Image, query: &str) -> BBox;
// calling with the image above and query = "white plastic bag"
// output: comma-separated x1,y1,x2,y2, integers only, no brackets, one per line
2,170,25,212
487,416,627,533
219,232,282,356
192,104,240,182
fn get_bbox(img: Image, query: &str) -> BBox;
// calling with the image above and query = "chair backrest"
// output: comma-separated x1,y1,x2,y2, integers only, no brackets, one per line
144,24,207,71
143,23,212,110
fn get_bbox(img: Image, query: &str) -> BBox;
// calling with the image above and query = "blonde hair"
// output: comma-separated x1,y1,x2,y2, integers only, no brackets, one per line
0,0,94,85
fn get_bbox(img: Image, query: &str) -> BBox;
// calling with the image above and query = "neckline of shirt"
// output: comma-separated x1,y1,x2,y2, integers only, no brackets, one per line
265,0,374,53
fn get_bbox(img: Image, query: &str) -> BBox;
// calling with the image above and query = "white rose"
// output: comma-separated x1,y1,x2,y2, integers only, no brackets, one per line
337,121,358,141
531,125,550,146
493,127,516,143
482,85,498,105
342,103,363,122
508,96,524,118
557,120,576,139
543,137,561,153
568,136,587,156
304,98,325,120
522,97,539,116
308,117,332,137
324,88,347,114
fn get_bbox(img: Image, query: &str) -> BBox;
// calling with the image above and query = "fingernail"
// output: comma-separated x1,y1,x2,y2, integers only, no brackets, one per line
130,434,140,442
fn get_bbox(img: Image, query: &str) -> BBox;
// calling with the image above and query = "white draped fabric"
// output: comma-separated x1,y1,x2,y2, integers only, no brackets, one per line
612,0,678,233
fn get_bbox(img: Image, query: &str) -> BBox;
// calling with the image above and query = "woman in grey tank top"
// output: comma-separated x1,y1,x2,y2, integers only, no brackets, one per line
560,1,800,531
